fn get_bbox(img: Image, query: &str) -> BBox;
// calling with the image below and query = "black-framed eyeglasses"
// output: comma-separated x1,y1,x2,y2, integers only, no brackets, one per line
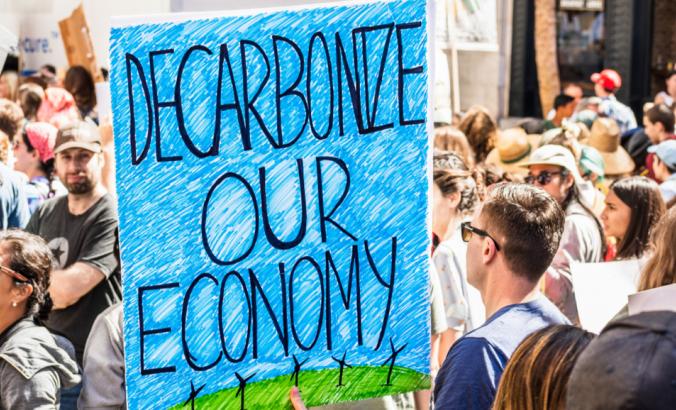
460,222,501,251
525,170,564,186
0,264,29,283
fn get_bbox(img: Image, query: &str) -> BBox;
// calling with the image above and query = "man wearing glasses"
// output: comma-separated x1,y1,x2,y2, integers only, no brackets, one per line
434,183,569,410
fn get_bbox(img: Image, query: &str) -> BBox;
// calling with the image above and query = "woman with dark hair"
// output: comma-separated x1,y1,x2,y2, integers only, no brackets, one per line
0,230,80,408
17,83,45,122
432,151,485,344
64,66,98,124
13,122,63,213
601,176,665,261
523,145,605,323
492,325,594,410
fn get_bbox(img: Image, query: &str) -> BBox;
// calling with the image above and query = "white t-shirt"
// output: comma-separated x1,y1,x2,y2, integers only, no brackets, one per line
432,224,485,333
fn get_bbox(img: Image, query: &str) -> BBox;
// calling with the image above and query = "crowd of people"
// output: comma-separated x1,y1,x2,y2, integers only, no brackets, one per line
0,58,675,410
0,65,120,409
293,69,676,410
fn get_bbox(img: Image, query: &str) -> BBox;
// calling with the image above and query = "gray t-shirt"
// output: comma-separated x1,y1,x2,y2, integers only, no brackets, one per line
26,194,121,364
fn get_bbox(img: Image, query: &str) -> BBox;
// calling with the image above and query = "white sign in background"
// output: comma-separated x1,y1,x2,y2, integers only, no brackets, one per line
571,259,641,334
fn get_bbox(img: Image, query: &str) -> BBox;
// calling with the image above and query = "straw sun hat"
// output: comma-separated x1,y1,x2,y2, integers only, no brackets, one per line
587,118,635,176
485,128,541,175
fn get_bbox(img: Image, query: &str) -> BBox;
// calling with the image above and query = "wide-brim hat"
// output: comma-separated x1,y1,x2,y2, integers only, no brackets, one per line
587,118,635,175
485,128,542,175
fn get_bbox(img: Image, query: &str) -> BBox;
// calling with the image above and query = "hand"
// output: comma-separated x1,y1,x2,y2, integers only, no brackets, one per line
289,386,307,410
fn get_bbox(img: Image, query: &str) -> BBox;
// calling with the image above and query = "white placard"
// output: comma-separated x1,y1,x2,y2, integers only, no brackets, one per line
0,25,18,72
572,259,641,333
95,81,111,122
628,283,676,316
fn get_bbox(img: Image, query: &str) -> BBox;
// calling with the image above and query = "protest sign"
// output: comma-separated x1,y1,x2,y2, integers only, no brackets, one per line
95,81,112,121
59,4,103,82
628,283,676,316
571,260,641,333
0,24,17,71
109,0,432,408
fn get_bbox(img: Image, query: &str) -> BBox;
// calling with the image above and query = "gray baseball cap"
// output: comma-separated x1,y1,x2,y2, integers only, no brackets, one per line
54,121,101,154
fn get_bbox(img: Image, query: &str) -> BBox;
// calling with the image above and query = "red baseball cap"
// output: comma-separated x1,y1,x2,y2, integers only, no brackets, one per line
591,69,622,91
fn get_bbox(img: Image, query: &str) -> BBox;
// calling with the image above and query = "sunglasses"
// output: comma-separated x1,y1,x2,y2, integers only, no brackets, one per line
460,222,501,251
525,170,564,186
0,265,29,283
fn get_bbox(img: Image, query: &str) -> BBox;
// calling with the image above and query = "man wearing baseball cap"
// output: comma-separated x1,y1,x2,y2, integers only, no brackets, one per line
521,145,605,323
591,68,637,134
649,139,676,202
25,120,121,408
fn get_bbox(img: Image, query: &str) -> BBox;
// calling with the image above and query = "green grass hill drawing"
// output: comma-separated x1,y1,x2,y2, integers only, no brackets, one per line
171,365,430,409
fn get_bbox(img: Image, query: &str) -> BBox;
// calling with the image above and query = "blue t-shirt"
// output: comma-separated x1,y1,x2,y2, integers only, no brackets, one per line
433,295,569,410
0,163,29,229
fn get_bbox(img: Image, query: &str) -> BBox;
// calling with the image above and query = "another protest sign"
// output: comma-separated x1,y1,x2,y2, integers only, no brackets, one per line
628,283,676,316
59,4,103,82
109,0,432,408
0,25,17,72
571,259,641,333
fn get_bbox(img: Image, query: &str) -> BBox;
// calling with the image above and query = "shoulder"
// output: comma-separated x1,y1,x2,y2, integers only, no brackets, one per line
434,337,504,409
35,195,67,216
469,300,568,348
564,204,599,232
90,194,119,220
0,167,26,197
0,323,60,379
441,335,507,377
434,238,464,263
0,318,79,378
449,335,501,359
94,303,123,341
529,296,571,324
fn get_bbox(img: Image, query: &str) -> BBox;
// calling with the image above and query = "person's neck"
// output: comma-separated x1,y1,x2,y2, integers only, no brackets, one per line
442,212,463,241
68,184,107,215
0,311,23,337
552,113,564,126
658,131,673,142
480,270,540,319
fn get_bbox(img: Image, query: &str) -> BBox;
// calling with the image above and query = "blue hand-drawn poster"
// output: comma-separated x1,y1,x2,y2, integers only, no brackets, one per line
109,0,432,408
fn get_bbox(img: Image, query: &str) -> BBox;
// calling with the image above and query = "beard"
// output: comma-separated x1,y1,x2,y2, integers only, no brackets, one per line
64,177,95,195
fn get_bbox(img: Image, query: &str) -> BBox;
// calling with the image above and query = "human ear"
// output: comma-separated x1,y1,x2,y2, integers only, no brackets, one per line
481,237,497,264
447,191,461,210
11,283,34,305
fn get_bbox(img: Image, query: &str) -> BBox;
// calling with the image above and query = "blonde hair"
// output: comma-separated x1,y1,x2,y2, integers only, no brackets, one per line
0,130,10,164
0,71,19,101
493,325,594,410
434,126,475,168
638,207,676,291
